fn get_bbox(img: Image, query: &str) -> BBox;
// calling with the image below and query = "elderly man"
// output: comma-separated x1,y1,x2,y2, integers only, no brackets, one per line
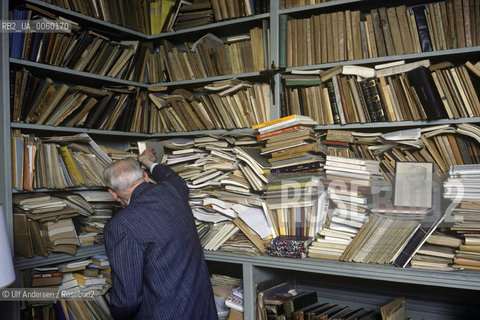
102,148,217,319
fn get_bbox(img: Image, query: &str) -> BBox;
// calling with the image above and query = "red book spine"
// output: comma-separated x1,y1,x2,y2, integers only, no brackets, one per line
31,272,63,278
256,125,301,140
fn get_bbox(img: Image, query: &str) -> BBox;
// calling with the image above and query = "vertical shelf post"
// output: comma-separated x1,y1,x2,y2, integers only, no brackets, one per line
269,0,281,120
0,0,13,250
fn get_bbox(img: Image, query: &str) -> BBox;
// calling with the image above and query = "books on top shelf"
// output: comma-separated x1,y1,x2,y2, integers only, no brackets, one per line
280,1,479,68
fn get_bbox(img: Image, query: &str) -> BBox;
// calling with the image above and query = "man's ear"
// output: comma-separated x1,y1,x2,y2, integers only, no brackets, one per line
108,188,121,203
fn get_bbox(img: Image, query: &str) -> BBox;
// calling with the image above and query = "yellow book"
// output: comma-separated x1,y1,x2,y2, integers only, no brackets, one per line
59,146,84,186
150,1,161,34
252,114,297,130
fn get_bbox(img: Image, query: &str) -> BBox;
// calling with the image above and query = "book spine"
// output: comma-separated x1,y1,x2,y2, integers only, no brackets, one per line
252,114,297,130
326,81,341,124
408,66,446,120
359,78,378,122
269,161,322,174
412,6,433,52
366,78,386,122
256,125,301,140
31,272,63,278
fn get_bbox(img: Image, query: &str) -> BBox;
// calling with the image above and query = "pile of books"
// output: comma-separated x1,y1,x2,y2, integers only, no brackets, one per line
324,155,383,187
13,193,80,258
255,115,325,238
68,190,117,246
158,136,269,254
20,257,112,319
444,164,480,270
410,231,461,271
309,183,370,260
172,2,213,30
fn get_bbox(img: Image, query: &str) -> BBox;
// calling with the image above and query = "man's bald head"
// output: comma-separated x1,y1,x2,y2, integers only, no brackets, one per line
103,158,145,196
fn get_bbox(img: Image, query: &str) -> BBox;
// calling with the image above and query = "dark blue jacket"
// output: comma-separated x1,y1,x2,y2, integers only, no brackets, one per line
104,164,217,319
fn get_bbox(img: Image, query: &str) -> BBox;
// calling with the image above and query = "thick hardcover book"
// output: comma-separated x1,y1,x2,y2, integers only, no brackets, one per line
408,66,447,120
365,78,386,122
13,213,34,258
412,6,433,52
359,78,379,122
85,92,114,128
326,81,340,124
269,160,321,174
282,291,317,319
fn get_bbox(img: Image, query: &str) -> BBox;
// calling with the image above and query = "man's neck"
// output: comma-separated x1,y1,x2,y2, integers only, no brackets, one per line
125,179,148,205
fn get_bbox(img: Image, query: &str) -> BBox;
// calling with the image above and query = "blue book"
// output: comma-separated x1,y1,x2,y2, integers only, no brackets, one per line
10,8,27,58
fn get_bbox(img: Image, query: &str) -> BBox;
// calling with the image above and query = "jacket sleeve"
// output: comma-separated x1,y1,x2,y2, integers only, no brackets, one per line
104,221,144,320
151,163,189,199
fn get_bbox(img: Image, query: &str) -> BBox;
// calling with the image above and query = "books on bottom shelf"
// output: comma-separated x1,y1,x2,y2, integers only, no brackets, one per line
20,255,112,319
255,279,382,320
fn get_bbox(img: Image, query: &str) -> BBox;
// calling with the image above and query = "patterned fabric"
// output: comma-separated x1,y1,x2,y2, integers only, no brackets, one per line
104,164,217,320
270,236,313,259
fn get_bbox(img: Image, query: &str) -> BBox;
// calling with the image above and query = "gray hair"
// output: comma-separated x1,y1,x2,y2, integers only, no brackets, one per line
103,158,145,193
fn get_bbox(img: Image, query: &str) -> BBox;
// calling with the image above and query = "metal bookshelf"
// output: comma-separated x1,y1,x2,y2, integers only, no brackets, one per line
284,46,480,72
10,122,152,137
10,58,150,88
314,117,480,130
279,0,367,15
151,71,266,88
14,244,107,271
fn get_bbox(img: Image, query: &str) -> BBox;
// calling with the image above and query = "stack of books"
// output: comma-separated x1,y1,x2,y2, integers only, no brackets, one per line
40,218,79,256
200,221,240,251
29,267,63,290
12,193,81,258
172,2,213,30
324,155,383,187
254,115,320,174
444,164,480,270
263,175,323,238
254,115,324,239
310,183,370,260
55,191,117,246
